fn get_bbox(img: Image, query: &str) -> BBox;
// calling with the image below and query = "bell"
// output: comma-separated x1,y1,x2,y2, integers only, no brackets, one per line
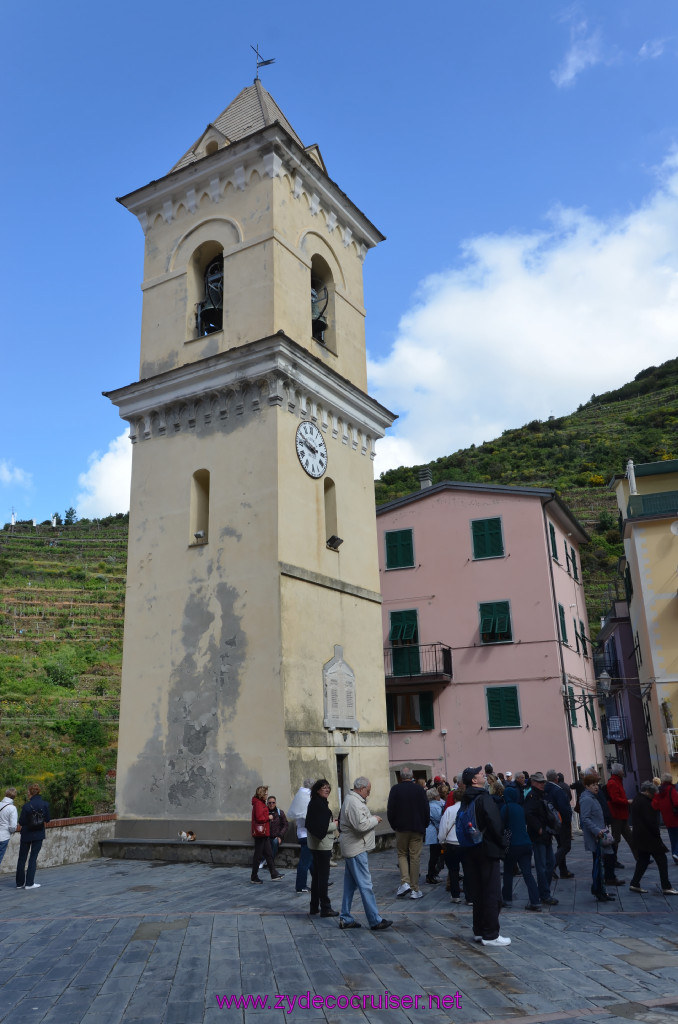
197,300,222,335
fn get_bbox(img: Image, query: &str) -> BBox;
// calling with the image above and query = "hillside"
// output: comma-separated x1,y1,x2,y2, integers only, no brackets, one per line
0,515,126,814
375,356,678,629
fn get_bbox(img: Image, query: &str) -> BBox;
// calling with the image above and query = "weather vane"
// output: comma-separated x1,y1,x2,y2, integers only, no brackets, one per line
251,44,275,80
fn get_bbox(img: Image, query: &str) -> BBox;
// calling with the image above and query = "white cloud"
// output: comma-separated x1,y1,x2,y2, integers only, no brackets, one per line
551,22,604,87
76,432,132,518
369,154,678,477
639,39,666,60
0,460,32,487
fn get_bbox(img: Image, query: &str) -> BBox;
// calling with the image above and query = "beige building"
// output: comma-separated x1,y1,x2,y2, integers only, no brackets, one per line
106,82,395,839
612,458,678,776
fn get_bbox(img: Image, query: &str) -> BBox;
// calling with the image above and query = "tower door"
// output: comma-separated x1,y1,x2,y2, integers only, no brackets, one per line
389,609,420,677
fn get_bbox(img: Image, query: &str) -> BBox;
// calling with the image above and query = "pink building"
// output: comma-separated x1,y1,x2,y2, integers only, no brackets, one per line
377,480,605,783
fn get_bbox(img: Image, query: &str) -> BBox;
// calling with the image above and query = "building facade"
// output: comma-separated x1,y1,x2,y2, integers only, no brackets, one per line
612,459,678,776
596,597,652,795
106,82,395,838
377,481,604,782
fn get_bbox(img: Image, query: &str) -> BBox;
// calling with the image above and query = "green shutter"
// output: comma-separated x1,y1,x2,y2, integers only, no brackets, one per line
385,693,394,732
385,529,414,569
583,689,591,730
586,696,597,730
549,522,558,559
565,546,571,573
558,604,568,643
419,691,434,730
568,685,577,726
570,546,579,581
472,518,503,558
579,620,588,656
487,686,520,728
479,601,512,643
389,623,403,642
573,619,580,654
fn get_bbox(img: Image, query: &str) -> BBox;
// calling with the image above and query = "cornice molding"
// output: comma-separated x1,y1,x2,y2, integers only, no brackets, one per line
117,124,383,261
104,335,396,461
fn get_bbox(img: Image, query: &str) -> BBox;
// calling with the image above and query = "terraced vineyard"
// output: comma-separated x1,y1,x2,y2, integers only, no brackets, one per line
0,516,127,814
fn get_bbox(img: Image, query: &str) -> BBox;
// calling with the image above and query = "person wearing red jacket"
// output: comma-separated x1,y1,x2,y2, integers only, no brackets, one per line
250,785,285,884
652,773,678,864
606,764,636,865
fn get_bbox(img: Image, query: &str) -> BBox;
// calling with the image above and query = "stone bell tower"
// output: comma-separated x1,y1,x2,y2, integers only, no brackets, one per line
106,81,395,839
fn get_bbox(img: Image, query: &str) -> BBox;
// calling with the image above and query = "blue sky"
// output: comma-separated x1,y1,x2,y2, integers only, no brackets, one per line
2,1,678,521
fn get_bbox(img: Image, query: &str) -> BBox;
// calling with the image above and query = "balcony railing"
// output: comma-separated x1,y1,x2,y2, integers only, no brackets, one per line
627,491,678,519
668,728,678,758
604,715,628,742
384,642,453,682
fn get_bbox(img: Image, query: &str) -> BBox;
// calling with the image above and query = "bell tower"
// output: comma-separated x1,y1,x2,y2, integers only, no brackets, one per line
106,82,395,838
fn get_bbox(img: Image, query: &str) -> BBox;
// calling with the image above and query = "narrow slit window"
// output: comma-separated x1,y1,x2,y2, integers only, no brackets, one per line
190,469,210,545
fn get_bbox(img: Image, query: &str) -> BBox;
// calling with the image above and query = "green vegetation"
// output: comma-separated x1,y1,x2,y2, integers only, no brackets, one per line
0,513,127,813
376,356,678,631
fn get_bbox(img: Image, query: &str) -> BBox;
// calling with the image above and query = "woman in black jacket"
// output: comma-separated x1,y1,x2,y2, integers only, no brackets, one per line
628,781,678,895
305,779,338,917
16,783,51,889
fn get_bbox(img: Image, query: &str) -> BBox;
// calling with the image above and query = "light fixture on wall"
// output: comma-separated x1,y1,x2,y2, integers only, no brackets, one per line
194,530,206,543
326,535,343,551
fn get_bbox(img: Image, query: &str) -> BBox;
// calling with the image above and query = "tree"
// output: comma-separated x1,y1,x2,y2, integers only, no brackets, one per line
64,507,77,525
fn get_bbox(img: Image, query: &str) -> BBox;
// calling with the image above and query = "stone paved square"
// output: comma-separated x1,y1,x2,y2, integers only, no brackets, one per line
2,836,678,1023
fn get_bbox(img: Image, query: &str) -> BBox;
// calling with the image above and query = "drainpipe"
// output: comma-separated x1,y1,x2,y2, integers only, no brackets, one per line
543,496,579,787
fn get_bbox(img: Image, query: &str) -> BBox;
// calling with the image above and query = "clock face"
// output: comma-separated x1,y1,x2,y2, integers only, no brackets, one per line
295,421,328,478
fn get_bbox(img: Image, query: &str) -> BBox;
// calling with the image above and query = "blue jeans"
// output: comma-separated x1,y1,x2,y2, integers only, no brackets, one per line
16,839,43,887
502,844,540,905
667,826,678,859
270,837,280,860
0,838,9,866
296,838,313,891
340,851,381,928
532,839,555,901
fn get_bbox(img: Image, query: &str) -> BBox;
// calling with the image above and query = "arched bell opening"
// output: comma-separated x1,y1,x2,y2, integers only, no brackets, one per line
187,241,224,339
310,254,336,353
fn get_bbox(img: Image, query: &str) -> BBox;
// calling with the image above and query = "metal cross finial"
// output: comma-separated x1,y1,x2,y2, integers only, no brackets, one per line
251,44,275,80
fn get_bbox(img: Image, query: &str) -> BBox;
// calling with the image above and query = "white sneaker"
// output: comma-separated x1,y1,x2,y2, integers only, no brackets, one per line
396,883,411,897
24,883,41,890
409,889,424,900
481,935,511,946
258,860,265,870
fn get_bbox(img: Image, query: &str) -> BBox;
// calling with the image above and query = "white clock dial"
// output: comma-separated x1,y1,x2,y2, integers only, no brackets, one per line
295,421,328,478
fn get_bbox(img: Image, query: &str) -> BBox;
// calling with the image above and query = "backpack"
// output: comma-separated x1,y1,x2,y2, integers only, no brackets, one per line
543,799,562,835
455,798,483,847
27,805,45,829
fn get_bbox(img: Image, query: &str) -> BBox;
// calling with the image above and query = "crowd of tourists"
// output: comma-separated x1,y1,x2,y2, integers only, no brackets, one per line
249,762,678,947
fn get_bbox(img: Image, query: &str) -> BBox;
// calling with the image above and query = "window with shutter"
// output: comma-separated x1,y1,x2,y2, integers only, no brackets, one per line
389,610,420,676
568,685,577,726
570,546,579,581
419,691,434,730
579,620,588,656
549,522,558,560
471,517,504,559
558,604,568,644
573,619,580,654
385,529,414,569
479,601,512,643
486,686,521,728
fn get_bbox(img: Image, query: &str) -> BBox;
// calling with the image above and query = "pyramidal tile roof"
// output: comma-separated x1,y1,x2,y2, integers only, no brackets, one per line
171,80,303,172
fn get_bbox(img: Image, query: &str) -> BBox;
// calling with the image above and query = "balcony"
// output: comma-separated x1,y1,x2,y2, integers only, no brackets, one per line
384,642,453,690
668,729,678,759
604,715,628,742
627,490,678,520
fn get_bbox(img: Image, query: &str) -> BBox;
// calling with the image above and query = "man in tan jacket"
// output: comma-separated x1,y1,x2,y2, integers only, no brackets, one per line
338,777,392,931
